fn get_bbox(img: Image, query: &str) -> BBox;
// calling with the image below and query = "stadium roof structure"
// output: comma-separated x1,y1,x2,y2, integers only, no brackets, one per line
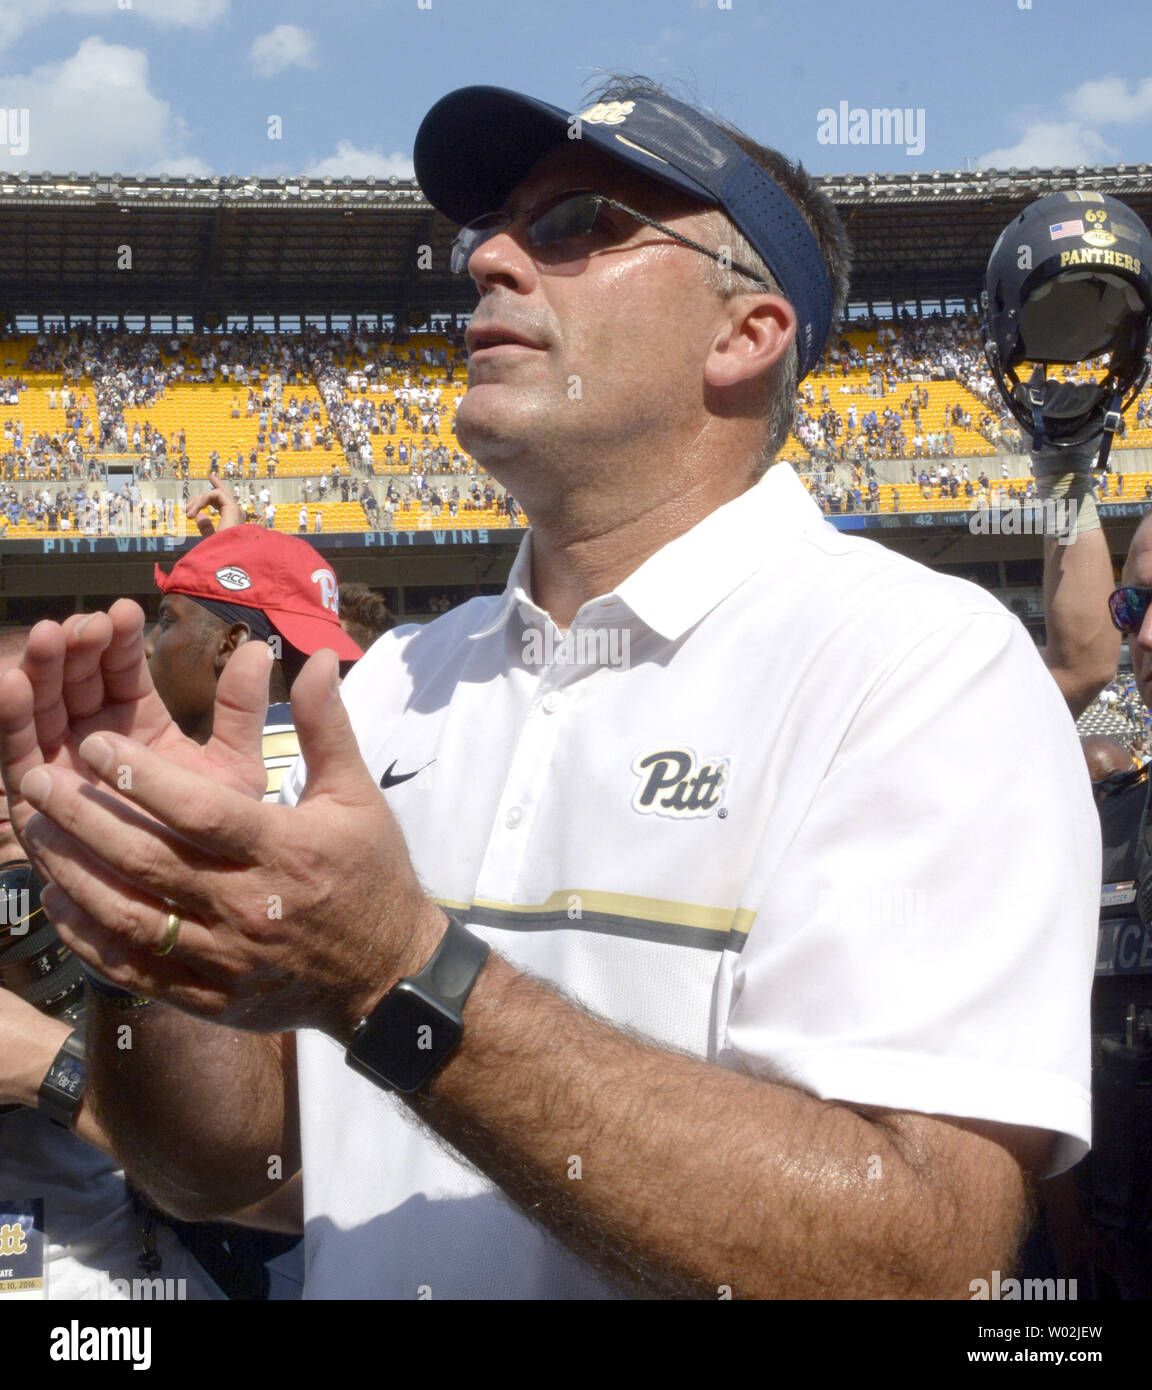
826,163,1152,309
1,165,1152,325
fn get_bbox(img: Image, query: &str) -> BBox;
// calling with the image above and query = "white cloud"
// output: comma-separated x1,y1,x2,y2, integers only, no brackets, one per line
250,23,317,79
1066,75,1152,126
0,36,210,173
159,153,213,176
303,140,413,179
979,71,1152,169
979,120,1118,170
0,0,228,51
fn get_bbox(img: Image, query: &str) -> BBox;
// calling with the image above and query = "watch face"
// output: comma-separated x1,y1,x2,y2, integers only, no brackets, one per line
351,984,462,1093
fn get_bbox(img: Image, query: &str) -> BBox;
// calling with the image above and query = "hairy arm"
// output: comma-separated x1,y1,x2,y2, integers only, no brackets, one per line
0,987,111,1156
399,947,1041,1300
397,612,1086,1299
1,986,300,1231
85,998,301,1226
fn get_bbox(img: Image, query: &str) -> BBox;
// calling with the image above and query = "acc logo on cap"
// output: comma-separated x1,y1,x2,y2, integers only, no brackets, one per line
579,100,635,126
215,566,252,591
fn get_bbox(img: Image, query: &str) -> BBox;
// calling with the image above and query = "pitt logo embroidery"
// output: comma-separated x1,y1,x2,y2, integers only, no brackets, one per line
632,748,729,818
580,100,635,126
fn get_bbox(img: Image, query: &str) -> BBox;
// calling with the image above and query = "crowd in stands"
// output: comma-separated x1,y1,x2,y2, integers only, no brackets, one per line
16,325,479,482
204,470,521,531
0,479,179,535
791,314,1025,466
354,475,520,527
5,316,1152,536
1080,671,1152,762
307,333,470,476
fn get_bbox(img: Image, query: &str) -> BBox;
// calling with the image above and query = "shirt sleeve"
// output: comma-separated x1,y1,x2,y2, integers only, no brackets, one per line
724,608,1098,1176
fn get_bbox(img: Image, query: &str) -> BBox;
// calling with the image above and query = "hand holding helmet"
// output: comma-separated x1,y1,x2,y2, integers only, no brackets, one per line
983,191,1152,539
983,191,1152,460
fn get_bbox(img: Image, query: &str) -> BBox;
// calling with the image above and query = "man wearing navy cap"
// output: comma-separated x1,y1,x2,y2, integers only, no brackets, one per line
0,77,1098,1299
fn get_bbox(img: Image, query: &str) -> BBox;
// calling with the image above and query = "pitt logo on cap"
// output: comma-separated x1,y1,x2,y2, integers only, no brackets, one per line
580,100,635,126
632,748,729,819
311,567,338,614
215,566,252,591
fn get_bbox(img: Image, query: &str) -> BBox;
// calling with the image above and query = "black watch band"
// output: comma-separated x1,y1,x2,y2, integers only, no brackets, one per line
37,1029,87,1129
409,913,491,1014
346,912,489,1093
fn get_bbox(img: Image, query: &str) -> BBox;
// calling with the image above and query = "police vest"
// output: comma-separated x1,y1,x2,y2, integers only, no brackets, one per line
1095,763,1152,1034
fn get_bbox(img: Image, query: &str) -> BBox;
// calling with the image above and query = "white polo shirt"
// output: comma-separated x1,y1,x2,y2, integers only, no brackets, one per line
286,461,1098,1300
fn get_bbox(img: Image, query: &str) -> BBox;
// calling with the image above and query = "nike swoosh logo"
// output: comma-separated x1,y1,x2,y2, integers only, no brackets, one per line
379,758,436,790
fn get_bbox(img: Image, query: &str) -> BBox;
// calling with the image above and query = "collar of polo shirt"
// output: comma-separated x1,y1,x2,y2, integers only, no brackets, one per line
470,463,824,644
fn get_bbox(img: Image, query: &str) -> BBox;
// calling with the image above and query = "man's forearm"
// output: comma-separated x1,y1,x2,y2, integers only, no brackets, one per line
1042,526,1120,718
408,954,1032,1299
1034,440,1120,717
8,1008,115,1157
86,998,300,1222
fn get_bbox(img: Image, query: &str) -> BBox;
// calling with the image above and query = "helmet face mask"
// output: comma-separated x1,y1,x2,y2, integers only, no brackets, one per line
982,191,1152,453
1020,272,1145,363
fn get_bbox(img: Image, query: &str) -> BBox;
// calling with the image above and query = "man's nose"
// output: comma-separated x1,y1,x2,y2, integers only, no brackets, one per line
466,225,538,295
143,624,157,660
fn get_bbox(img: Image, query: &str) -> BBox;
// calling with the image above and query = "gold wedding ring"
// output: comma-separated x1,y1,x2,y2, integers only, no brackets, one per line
154,909,182,957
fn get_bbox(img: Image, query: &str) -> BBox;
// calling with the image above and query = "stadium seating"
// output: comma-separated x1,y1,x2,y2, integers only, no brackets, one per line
5,321,1152,535
272,501,524,534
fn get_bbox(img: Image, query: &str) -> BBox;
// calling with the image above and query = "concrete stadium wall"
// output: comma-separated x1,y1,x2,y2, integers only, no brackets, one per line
805,448,1152,488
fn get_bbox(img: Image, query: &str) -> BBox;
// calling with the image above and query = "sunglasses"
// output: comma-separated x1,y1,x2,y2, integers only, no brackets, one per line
450,188,772,287
1108,585,1152,634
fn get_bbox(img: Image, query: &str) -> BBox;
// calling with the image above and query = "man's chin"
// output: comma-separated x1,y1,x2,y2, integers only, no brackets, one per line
454,401,542,469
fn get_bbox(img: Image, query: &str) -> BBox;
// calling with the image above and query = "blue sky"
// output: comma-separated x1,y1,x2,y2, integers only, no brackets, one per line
0,0,1149,178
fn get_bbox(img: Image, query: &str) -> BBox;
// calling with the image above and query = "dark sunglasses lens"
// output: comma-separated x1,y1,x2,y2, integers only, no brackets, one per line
530,194,600,250
451,212,509,272
1111,588,1148,633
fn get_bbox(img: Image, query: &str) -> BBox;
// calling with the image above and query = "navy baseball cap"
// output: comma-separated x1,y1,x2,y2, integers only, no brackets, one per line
414,85,834,379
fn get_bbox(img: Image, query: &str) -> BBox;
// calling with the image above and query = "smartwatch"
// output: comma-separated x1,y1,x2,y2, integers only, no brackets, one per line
346,914,489,1094
37,1029,87,1129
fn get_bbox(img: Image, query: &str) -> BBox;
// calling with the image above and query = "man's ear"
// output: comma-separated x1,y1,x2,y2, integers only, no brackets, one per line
215,622,251,676
704,294,796,392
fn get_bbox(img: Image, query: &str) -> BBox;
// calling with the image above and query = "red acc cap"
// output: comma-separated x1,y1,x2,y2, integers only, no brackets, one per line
154,527,363,661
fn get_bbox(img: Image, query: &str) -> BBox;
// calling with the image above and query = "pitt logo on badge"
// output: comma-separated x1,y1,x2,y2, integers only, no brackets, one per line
632,748,730,818
0,1222,28,1258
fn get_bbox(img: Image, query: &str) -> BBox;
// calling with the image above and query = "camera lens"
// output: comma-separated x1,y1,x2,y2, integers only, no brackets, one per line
0,860,86,1023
